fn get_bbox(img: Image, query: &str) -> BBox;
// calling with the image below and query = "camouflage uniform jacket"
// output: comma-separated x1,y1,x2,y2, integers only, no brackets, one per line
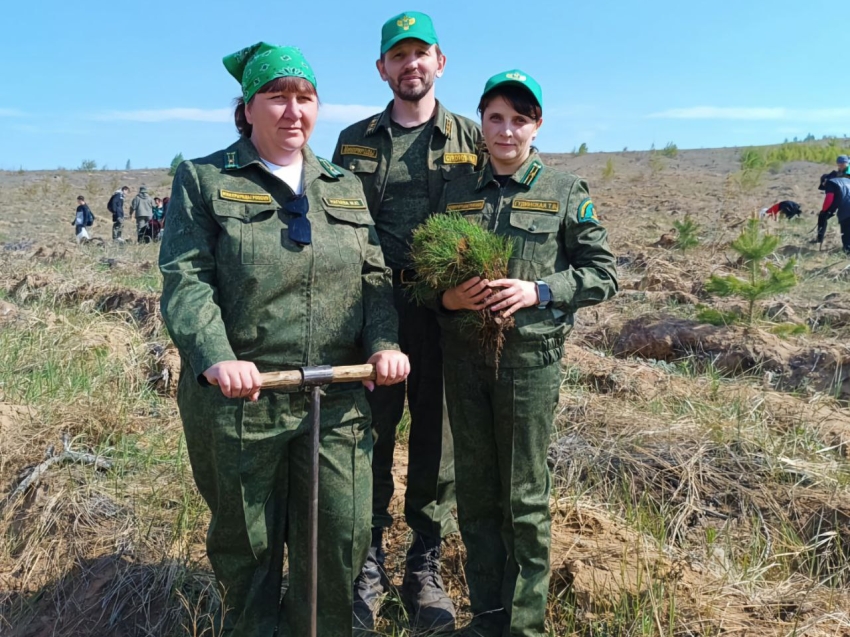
436,153,618,368
159,137,400,381
332,100,483,220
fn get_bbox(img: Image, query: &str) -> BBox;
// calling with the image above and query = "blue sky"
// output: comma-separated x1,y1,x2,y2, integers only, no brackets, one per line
0,0,842,170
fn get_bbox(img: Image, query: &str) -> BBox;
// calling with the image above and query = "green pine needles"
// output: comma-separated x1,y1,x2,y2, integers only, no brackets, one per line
704,219,797,324
672,214,700,252
409,213,515,361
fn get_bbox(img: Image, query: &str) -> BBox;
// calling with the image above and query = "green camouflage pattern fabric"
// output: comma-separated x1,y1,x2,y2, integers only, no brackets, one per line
333,101,479,538
435,152,619,368
332,100,483,233
434,154,618,636
223,42,317,101
373,119,434,269
160,136,398,380
443,358,560,637
159,136,399,636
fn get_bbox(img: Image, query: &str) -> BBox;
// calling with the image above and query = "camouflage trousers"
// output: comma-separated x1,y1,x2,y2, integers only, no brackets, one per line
443,356,561,637
366,280,456,538
178,371,373,637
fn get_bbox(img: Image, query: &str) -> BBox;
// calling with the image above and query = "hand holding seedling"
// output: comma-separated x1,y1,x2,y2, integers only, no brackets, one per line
442,276,492,311
486,279,539,318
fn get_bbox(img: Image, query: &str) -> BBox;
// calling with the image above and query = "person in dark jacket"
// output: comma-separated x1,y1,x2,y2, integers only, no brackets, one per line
818,154,850,191
820,177,850,254
107,186,130,242
72,195,94,242
760,200,802,220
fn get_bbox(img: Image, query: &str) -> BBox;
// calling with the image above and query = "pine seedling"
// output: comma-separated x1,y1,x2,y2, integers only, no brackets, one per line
409,213,515,363
704,219,796,324
672,214,700,253
602,158,615,180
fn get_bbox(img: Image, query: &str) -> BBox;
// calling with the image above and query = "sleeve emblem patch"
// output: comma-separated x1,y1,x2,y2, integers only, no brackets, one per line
577,198,599,224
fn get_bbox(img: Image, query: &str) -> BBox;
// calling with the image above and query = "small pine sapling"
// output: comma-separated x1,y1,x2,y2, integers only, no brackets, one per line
672,214,700,252
409,213,515,364
704,219,796,324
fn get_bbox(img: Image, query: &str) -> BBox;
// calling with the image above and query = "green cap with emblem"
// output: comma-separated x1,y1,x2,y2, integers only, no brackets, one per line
380,11,439,55
223,42,317,103
482,69,543,110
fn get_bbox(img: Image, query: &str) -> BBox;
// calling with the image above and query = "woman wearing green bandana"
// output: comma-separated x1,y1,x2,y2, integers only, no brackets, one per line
432,71,618,636
159,42,408,637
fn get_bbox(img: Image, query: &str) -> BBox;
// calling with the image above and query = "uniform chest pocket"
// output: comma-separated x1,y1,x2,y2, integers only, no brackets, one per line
342,157,379,175
508,212,561,264
321,204,371,265
212,200,283,265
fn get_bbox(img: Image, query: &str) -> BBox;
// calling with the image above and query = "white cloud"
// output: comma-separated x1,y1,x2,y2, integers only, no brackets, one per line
649,106,850,122
93,108,232,123
319,104,382,123
91,103,382,125
0,108,26,117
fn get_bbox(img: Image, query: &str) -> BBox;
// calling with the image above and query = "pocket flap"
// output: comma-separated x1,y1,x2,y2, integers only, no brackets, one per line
341,157,379,174
508,212,561,234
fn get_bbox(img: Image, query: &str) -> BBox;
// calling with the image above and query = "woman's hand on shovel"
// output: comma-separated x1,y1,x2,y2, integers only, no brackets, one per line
363,351,410,392
203,360,263,401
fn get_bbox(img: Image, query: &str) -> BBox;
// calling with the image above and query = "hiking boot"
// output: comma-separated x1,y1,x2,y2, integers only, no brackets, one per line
353,528,390,634
400,533,456,634
808,238,821,245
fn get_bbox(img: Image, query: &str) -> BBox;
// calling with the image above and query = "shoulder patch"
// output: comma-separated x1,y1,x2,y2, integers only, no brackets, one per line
513,199,560,213
577,198,599,224
219,189,272,204
365,117,379,136
341,144,378,159
317,157,343,179
520,160,544,188
446,200,486,213
224,152,239,170
323,197,367,210
443,152,477,165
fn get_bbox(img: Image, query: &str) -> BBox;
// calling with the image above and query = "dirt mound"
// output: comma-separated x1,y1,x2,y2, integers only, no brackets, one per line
613,315,850,399
7,275,161,335
146,344,181,396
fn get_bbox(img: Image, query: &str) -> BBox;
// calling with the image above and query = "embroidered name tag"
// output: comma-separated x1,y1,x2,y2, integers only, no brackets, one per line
446,200,486,213
323,197,368,209
341,145,378,159
443,153,477,165
219,189,273,204
513,199,560,213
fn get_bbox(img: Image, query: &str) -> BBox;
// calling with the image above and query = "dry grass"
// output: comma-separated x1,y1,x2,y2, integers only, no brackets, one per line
1,153,850,636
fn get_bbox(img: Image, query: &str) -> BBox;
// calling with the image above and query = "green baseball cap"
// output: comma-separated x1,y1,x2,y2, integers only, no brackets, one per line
380,11,439,55
223,42,317,102
482,69,543,110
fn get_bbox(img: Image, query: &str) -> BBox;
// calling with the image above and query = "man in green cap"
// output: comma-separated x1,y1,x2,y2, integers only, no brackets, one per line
333,10,482,634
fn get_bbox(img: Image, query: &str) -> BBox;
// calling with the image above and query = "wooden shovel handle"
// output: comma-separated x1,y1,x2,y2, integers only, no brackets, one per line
259,364,377,390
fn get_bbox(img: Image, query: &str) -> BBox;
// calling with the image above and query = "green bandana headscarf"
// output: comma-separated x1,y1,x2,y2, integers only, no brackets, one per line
223,42,317,102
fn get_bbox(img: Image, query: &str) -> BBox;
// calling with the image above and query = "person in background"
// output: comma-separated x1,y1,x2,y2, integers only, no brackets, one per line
759,200,801,220
150,197,165,241
818,154,850,191
819,176,850,254
72,195,94,243
130,185,155,242
107,185,130,243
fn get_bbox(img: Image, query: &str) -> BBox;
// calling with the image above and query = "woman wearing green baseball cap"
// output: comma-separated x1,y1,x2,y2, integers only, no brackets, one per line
432,70,618,636
159,42,409,637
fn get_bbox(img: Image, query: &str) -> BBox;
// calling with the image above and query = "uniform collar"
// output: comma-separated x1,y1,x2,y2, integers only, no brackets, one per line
366,99,455,139
475,152,545,192
222,137,340,184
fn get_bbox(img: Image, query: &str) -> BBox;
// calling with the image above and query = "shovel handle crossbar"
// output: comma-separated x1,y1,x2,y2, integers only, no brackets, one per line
259,364,376,389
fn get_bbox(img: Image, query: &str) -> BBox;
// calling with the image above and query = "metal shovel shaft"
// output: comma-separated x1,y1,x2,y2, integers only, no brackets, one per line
257,363,376,637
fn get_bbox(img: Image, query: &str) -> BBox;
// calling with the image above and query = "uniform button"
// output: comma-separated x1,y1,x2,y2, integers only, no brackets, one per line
350,163,356,171
529,225,536,231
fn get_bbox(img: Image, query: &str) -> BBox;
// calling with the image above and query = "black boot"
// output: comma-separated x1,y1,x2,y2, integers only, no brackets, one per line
353,528,390,633
400,533,456,633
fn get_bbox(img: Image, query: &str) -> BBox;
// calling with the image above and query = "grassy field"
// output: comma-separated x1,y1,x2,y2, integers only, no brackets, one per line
1,143,849,635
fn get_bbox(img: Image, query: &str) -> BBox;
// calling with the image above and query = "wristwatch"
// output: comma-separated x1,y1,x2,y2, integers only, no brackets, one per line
535,280,552,309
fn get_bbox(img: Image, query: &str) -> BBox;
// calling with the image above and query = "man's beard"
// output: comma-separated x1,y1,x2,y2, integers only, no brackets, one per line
389,74,434,102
